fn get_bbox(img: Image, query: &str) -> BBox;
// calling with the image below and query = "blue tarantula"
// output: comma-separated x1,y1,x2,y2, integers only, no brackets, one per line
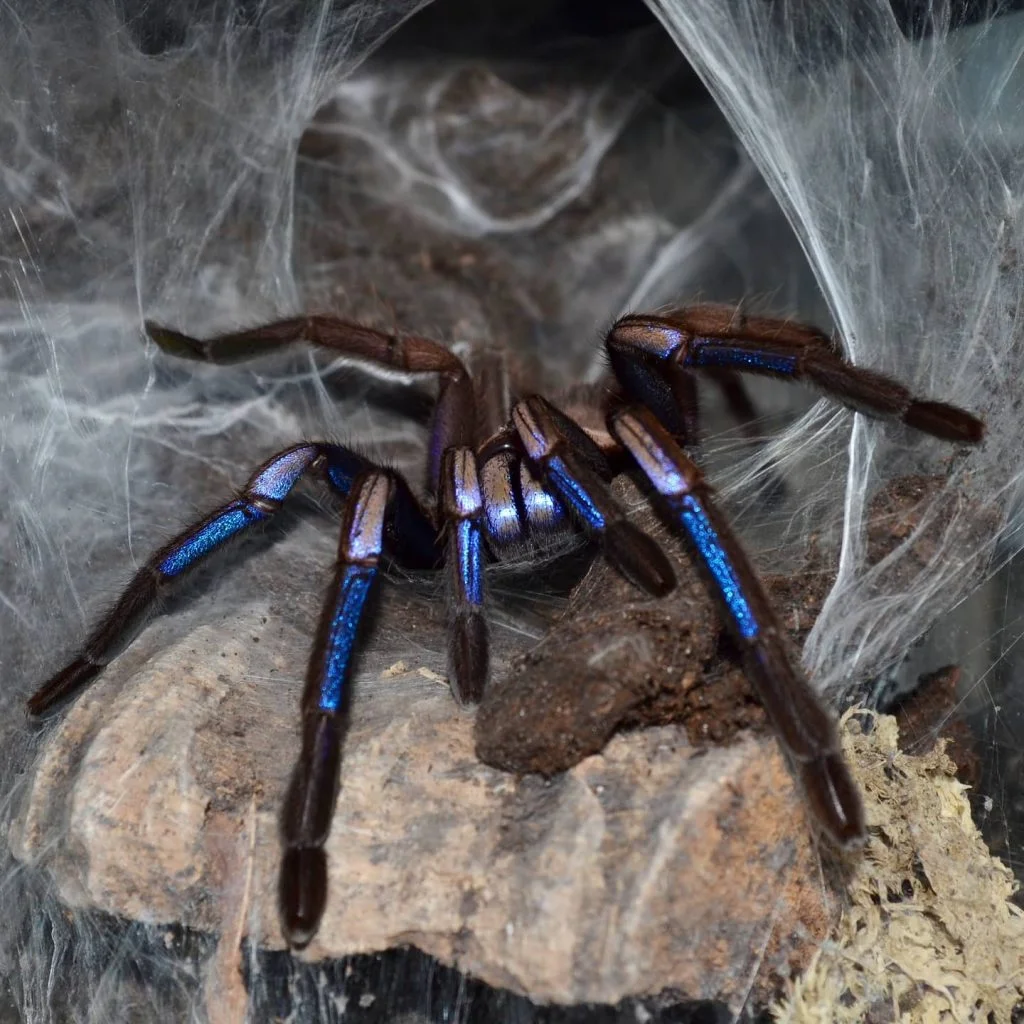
27,304,983,947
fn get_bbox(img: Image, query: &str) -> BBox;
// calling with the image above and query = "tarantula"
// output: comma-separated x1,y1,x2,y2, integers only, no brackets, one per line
26,304,984,949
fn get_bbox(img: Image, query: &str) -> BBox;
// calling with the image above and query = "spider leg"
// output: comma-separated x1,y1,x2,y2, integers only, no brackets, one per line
479,446,527,549
477,431,567,550
440,447,488,704
26,444,438,716
609,405,865,846
607,308,984,444
279,470,391,948
511,395,675,598
26,444,328,715
144,317,476,489
517,459,567,534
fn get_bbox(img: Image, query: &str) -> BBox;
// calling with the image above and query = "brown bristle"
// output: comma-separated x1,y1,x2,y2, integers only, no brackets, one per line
904,400,985,443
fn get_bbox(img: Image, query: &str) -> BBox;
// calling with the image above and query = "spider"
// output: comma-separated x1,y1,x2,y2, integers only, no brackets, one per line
26,303,984,950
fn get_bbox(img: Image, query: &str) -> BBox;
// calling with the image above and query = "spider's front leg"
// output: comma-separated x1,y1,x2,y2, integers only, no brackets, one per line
279,470,392,948
26,444,331,715
145,316,475,488
609,406,865,845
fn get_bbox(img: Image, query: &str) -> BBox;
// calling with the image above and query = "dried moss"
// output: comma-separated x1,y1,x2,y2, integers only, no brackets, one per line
775,710,1024,1023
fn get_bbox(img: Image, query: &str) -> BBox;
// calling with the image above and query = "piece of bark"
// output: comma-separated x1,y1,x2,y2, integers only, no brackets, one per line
474,547,828,776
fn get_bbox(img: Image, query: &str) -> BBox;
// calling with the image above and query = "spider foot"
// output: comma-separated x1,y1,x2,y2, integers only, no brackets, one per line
449,610,488,705
799,753,866,848
604,521,676,598
27,656,102,716
279,847,328,950
144,320,209,360
904,399,984,444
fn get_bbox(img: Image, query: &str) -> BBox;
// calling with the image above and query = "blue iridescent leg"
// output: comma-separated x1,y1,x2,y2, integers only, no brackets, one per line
279,471,390,948
511,395,675,598
609,405,865,847
26,444,329,715
25,444,438,717
441,447,488,704
607,307,983,443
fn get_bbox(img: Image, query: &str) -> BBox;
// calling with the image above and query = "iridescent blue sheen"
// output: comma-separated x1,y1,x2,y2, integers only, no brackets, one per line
641,323,684,357
457,519,484,606
452,452,482,517
480,457,521,543
484,491,521,542
677,496,759,639
347,477,389,563
250,445,319,502
325,448,368,497
317,566,376,712
157,502,264,577
615,418,687,497
685,341,797,376
521,478,564,531
545,457,604,531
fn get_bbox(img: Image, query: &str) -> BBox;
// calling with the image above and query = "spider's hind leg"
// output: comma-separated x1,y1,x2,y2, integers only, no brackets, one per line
607,309,984,444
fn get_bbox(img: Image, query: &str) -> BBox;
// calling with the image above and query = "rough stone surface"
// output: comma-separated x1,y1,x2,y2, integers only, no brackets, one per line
13,511,838,1010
